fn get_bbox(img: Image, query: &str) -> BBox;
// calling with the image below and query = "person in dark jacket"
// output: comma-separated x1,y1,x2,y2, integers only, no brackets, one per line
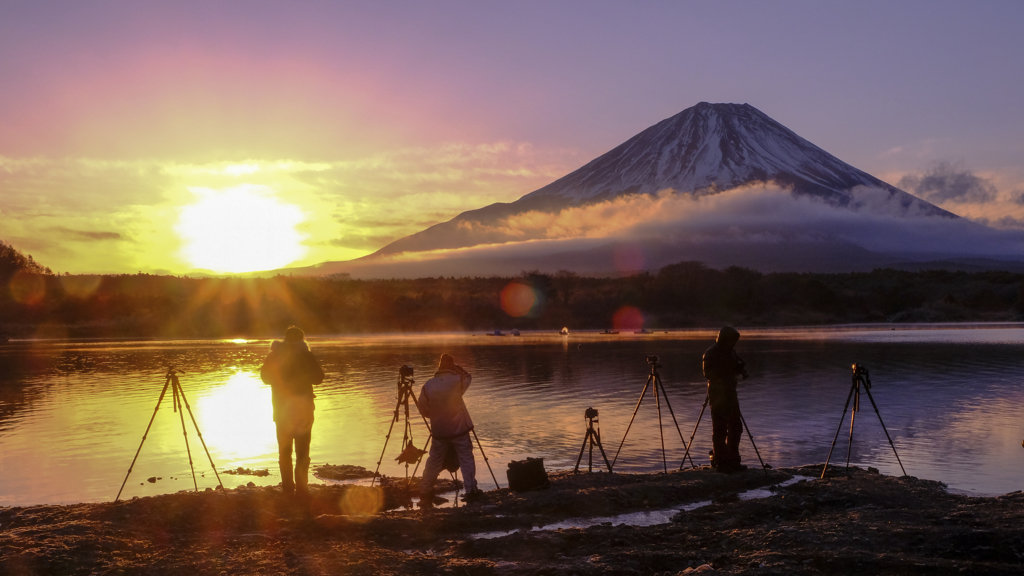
260,326,325,496
702,326,749,473
418,353,481,502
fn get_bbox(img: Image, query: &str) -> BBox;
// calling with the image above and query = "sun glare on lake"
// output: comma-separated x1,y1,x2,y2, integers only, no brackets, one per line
176,185,307,273
195,371,276,460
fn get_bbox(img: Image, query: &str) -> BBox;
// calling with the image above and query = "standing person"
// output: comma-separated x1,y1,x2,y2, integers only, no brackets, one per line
260,326,325,496
702,326,749,473
418,353,482,503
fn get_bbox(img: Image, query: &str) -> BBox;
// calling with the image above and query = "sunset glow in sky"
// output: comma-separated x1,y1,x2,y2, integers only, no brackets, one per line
2,2,1023,274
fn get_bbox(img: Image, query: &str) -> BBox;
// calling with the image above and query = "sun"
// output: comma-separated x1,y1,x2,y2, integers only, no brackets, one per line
176,185,307,273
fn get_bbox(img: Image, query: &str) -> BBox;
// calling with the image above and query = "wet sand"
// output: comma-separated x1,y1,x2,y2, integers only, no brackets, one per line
1,465,1022,575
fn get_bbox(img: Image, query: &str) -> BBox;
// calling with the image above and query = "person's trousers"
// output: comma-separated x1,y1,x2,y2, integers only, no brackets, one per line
708,383,742,465
419,432,476,493
275,396,315,494
277,426,311,493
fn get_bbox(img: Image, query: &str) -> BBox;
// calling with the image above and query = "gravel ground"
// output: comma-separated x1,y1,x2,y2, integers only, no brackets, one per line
1,465,1022,575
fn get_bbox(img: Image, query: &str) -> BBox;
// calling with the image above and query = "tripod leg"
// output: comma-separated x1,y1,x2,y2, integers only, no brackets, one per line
175,378,224,490
409,389,433,435
654,375,696,469
116,377,172,501
410,434,432,482
471,429,501,489
680,393,708,471
574,429,591,473
845,405,858,469
611,375,653,470
653,376,667,473
738,411,769,476
821,382,857,479
172,381,199,492
862,387,908,476
588,431,594,472
594,429,613,472
370,396,405,487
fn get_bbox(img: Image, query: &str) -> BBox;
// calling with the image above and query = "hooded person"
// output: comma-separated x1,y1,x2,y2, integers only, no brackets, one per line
260,326,325,496
702,326,749,473
418,353,482,503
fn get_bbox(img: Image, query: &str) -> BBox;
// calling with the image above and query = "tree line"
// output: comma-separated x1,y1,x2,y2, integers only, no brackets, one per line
2,248,1023,339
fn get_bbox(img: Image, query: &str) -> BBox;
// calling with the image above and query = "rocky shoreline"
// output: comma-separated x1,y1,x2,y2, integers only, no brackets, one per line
1,465,1022,575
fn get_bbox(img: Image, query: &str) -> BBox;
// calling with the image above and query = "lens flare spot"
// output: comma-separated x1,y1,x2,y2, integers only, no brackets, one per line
175,185,307,273
9,271,46,304
613,306,644,332
340,486,384,518
500,281,537,317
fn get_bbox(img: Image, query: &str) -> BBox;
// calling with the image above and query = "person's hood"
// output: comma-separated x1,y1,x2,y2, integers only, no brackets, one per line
270,340,309,353
716,326,740,349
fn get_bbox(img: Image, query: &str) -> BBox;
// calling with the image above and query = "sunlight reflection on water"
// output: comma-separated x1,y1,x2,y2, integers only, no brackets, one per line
0,325,1022,506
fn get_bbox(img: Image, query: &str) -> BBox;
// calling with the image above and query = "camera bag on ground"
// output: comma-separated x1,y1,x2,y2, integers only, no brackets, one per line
506,457,549,492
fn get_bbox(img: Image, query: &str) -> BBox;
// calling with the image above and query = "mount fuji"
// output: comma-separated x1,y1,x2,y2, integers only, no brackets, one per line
369,102,952,258
288,103,1024,278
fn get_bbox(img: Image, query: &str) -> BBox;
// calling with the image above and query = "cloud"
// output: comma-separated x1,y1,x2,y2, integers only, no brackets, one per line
48,227,123,241
898,162,998,204
372,184,1024,267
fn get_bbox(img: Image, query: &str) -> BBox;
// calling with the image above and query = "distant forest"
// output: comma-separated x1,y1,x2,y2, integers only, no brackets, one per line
2,240,1023,338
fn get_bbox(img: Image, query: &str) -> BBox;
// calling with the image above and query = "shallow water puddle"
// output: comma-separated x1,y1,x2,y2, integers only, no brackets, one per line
469,475,812,540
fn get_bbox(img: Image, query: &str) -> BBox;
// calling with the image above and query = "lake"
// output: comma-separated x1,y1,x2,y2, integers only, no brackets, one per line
1,325,1022,506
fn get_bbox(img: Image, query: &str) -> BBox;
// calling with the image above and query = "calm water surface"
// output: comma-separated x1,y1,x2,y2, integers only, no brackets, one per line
1,325,1022,506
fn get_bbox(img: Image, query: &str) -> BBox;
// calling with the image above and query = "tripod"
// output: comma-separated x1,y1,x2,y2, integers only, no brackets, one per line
371,367,431,487
821,364,907,479
574,407,611,473
611,356,695,473
116,368,223,501
679,390,769,475
371,367,502,490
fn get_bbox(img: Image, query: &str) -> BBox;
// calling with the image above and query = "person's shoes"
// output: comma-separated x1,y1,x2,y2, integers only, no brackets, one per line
417,489,435,509
461,488,484,503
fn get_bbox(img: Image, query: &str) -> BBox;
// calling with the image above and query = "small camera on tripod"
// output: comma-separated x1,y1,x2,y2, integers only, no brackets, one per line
851,363,870,388
645,355,659,365
584,407,598,420
399,364,414,378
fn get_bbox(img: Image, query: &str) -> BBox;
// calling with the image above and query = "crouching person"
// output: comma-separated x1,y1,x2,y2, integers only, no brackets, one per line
419,353,482,503
260,326,325,497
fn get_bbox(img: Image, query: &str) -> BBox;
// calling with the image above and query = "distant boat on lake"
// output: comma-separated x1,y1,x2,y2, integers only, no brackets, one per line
488,329,505,336
560,327,569,336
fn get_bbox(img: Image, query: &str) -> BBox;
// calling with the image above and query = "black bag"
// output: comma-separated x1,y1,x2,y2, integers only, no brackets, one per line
442,441,460,473
506,457,549,492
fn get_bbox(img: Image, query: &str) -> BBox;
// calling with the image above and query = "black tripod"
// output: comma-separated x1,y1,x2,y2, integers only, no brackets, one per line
611,356,695,473
371,366,431,487
678,390,769,475
574,407,611,473
116,368,223,501
821,363,907,479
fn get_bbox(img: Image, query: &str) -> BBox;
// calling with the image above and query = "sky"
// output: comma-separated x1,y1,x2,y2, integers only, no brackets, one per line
2,1,1023,274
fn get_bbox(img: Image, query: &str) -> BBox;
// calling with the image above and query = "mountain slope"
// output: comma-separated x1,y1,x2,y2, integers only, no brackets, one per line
370,102,951,257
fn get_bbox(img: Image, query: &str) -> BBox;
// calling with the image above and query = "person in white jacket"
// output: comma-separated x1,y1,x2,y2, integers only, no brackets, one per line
418,353,481,501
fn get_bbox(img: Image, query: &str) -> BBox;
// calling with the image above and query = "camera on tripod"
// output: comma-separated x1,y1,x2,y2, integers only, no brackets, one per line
645,355,659,365
851,363,870,387
399,364,414,378
584,407,598,420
